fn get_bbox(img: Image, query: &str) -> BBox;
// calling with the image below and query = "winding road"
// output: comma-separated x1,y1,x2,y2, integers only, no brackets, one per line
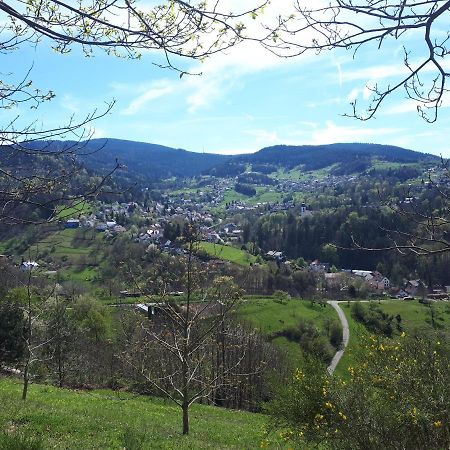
327,301,350,375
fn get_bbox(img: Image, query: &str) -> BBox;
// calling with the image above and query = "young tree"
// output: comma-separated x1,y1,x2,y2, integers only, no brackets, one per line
121,224,268,434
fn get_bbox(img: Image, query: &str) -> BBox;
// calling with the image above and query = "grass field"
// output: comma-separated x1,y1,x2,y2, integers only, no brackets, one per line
371,159,420,170
0,377,281,450
197,242,258,266
248,188,283,205
334,299,450,377
56,202,93,219
238,297,339,367
25,228,102,261
61,266,99,282
221,189,248,205
376,299,450,335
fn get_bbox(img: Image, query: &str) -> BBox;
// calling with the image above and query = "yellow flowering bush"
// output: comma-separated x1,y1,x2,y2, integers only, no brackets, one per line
268,337,449,449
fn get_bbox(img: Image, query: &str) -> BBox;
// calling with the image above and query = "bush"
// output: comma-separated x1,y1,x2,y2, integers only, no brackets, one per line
329,322,342,349
268,336,450,450
272,319,335,364
351,302,393,336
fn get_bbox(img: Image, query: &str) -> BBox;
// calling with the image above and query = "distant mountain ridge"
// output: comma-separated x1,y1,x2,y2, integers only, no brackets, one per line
17,139,437,180
19,138,230,181
205,142,436,177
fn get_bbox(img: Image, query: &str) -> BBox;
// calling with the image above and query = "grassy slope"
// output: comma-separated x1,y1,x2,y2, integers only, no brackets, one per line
379,300,450,335
334,300,450,377
0,378,272,450
21,228,105,284
197,242,258,266
56,202,93,220
238,297,338,367
26,229,91,258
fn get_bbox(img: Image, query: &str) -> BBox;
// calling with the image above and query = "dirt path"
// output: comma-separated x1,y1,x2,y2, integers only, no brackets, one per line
327,301,350,375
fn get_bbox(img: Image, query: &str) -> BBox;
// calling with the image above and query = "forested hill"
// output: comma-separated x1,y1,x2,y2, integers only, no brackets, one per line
206,143,437,177
18,139,436,180
250,143,433,168
21,138,230,180
80,139,229,179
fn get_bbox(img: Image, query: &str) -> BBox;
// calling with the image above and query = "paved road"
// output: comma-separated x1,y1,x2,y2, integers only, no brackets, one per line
327,301,350,375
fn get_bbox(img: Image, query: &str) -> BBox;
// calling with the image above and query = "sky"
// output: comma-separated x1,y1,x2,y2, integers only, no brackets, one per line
5,1,450,157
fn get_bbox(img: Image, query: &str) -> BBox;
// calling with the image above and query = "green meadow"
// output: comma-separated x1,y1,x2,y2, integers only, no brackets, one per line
238,297,339,366
0,378,278,450
197,242,258,266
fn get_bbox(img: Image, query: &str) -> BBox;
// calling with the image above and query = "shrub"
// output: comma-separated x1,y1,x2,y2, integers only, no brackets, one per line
351,302,393,336
269,336,450,450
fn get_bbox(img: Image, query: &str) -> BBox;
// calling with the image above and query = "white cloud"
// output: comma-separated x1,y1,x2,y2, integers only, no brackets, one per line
309,121,403,145
122,83,174,115
91,127,107,138
385,94,450,115
341,64,409,84
244,128,281,145
61,94,81,113
307,97,342,108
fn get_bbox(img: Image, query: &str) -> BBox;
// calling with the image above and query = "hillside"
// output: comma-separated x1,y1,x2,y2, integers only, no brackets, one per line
206,143,437,177
19,139,230,180
0,378,275,449
16,140,436,182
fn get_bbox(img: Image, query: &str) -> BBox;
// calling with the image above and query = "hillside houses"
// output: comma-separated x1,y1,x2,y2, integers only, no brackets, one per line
351,270,390,291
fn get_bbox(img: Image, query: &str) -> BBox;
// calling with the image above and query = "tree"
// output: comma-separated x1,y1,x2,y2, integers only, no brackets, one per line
121,224,268,434
0,0,274,224
349,163,450,256
0,299,26,365
273,1,450,122
4,282,53,400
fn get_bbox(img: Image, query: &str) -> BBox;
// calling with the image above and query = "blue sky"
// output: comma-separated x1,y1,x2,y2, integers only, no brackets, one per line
6,10,450,157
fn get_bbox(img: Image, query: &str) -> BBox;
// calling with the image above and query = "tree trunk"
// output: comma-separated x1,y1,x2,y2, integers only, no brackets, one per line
182,401,189,435
22,362,29,401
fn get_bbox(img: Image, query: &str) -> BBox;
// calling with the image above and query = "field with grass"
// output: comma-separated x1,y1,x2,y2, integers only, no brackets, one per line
248,188,283,205
56,202,93,220
60,266,99,282
238,297,339,366
25,228,102,261
377,299,450,335
334,299,450,377
371,159,421,170
221,189,248,205
197,242,258,266
0,377,283,450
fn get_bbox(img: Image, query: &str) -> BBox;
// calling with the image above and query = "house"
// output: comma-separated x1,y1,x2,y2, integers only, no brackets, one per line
351,270,390,291
120,290,141,298
324,272,345,288
310,260,330,272
96,223,107,232
20,261,39,271
206,231,222,244
222,223,238,234
395,289,409,298
299,203,313,218
266,250,285,261
405,279,426,296
106,220,117,228
65,218,80,229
